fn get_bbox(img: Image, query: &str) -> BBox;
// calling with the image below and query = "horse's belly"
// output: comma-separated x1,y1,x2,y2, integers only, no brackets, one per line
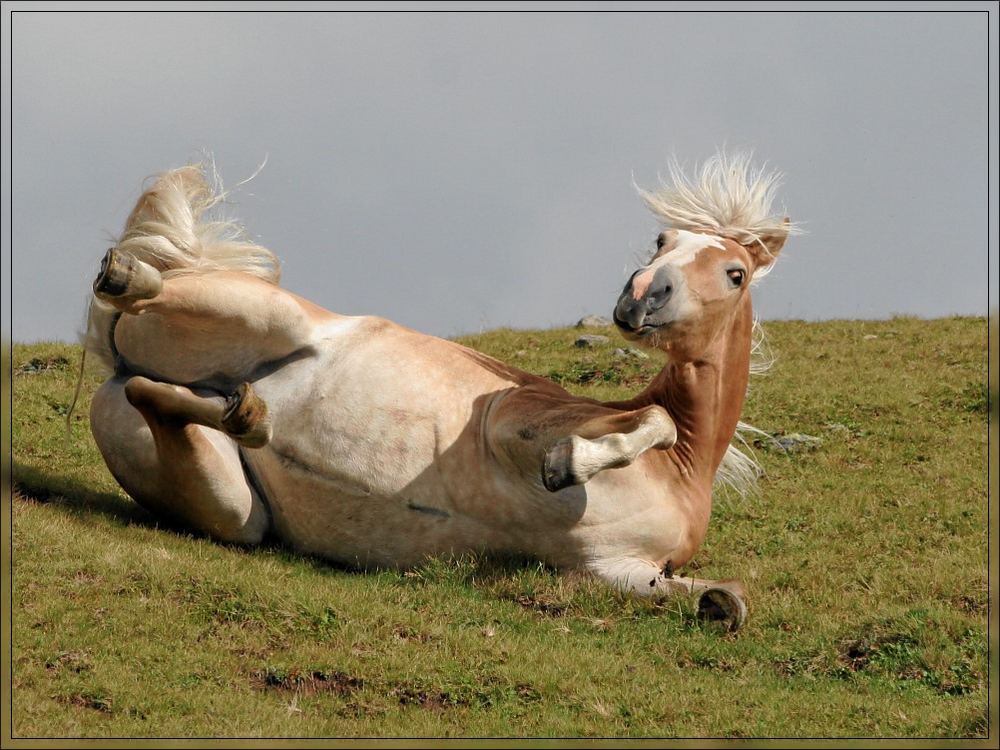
239,343,507,565
242,446,504,568
236,331,697,572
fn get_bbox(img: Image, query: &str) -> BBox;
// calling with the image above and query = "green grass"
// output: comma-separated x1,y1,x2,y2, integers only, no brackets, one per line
7,317,992,738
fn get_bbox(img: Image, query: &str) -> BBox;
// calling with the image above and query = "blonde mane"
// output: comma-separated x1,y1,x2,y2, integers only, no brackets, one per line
639,151,799,281
638,151,795,495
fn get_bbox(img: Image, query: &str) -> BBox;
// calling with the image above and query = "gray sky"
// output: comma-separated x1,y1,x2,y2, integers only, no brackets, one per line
4,7,998,344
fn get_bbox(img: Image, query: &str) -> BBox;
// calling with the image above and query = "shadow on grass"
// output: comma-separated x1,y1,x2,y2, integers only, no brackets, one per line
11,459,372,577
11,461,700,626
12,460,535,567
13,460,155,529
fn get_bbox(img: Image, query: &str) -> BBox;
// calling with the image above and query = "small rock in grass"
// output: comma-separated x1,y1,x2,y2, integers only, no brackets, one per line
576,315,613,328
613,347,649,360
775,433,823,453
575,335,610,348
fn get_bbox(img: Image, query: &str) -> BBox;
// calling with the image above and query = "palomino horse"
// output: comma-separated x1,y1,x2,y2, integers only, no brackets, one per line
86,153,793,630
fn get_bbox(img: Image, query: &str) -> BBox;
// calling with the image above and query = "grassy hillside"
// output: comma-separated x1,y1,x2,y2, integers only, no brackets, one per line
7,317,992,739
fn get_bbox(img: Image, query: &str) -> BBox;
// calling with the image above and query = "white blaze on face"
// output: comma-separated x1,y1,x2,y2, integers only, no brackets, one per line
631,230,726,300
662,229,726,266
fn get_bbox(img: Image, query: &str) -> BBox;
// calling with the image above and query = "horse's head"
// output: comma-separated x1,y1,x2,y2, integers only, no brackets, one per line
614,152,794,362
613,223,789,361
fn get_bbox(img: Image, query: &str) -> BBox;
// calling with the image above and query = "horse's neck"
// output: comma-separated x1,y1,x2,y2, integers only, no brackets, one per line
643,298,753,486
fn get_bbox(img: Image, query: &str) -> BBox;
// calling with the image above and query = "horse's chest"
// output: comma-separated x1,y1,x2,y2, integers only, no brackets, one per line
574,461,709,566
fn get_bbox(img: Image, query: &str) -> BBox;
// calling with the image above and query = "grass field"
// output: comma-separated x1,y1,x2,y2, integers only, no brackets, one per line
6,316,994,739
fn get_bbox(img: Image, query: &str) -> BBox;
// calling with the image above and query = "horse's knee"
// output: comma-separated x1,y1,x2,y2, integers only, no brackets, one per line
642,405,677,449
199,485,270,545
92,375,271,544
123,375,160,410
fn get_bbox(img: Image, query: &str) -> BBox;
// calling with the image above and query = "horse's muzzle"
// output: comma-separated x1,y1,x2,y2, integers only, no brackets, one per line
614,265,678,332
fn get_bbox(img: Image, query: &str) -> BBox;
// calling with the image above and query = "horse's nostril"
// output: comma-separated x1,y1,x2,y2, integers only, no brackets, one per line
614,299,646,331
645,283,673,312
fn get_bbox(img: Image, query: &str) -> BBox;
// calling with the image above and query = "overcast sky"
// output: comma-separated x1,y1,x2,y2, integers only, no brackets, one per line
4,7,997,344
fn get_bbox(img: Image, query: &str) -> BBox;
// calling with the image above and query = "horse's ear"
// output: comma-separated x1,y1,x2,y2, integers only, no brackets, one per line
752,217,790,267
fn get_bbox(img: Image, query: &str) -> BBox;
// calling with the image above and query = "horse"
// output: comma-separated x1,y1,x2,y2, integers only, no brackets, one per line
85,152,793,631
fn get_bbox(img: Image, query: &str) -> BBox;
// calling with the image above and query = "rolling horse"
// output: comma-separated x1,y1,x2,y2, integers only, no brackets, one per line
86,152,794,630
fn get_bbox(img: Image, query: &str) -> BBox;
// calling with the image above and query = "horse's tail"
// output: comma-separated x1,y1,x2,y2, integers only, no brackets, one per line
82,163,280,371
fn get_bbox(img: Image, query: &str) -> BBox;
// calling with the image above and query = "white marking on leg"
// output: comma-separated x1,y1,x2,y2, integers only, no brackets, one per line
569,409,676,483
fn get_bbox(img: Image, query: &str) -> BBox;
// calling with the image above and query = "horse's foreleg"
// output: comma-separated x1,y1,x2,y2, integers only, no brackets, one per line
541,405,676,492
488,389,676,491
592,557,747,631
90,377,271,544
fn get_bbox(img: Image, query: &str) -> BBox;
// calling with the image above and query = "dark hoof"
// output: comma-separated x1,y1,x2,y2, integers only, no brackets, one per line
93,248,131,297
697,583,747,632
93,247,162,300
542,438,577,492
222,383,271,448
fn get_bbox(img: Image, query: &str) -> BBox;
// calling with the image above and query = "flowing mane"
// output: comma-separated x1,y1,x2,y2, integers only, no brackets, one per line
637,151,796,495
639,151,799,280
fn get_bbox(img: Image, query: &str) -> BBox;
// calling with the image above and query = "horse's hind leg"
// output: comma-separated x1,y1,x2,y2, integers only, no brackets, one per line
124,375,272,448
93,247,163,307
90,376,271,544
92,248,328,384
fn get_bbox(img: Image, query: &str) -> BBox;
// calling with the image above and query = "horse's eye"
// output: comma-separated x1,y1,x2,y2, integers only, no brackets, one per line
727,269,745,287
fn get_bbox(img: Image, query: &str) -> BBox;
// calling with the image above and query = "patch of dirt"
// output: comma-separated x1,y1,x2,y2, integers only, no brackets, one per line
836,631,915,672
505,593,569,617
16,356,70,374
515,682,542,703
838,637,883,672
950,593,987,615
58,691,112,714
393,685,456,711
45,650,91,673
251,667,363,697
391,625,436,643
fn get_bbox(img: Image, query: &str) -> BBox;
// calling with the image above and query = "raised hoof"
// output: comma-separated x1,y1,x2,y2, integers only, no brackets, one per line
542,437,577,492
222,382,272,448
697,583,747,632
93,247,163,301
